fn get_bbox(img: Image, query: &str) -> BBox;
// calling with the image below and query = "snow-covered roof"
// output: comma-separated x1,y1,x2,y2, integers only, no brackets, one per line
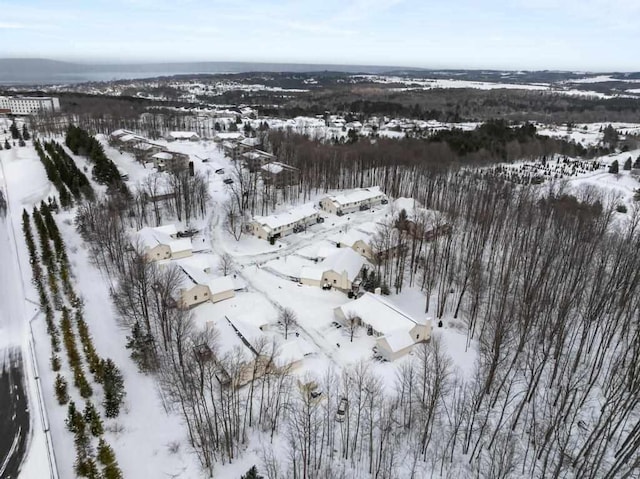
168,131,199,139
338,229,372,248
154,224,178,237
261,162,283,174
240,137,261,147
326,186,385,207
253,203,318,232
337,293,420,336
379,330,415,353
275,338,314,367
167,238,192,254
214,132,245,141
208,276,235,295
136,225,190,253
261,162,298,175
111,129,134,138
301,248,366,282
119,134,141,143
152,152,174,160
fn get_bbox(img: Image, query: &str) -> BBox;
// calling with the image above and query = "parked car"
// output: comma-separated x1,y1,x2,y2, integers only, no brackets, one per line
359,204,369,211
336,397,348,422
381,198,388,205
223,178,234,184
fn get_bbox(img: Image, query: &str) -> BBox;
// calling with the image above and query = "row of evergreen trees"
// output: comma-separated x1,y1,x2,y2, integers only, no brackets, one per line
45,141,94,199
22,204,125,478
65,124,128,195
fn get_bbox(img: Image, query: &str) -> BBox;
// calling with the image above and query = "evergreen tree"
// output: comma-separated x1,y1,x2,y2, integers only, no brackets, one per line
10,121,19,139
609,160,619,174
84,401,104,437
97,439,123,479
241,465,263,479
4,139,10,150
22,124,30,140
624,157,632,170
66,401,84,434
55,374,69,404
102,359,125,417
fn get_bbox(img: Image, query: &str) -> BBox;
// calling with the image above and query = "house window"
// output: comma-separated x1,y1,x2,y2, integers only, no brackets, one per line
416,334,420,340
333,279,337,284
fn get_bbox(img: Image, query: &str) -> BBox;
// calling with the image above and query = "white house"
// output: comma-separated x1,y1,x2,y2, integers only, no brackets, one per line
166,131,200,142
250,203,320,241
320,187,388,215
300,248,368,291
137,225,193,261
333,293,432,361
213,132,245,143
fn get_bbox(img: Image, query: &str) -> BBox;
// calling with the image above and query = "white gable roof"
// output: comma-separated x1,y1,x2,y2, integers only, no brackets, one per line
208,276,235,295
327,186,385,207
301,248,366,282
337,293,421,336
253,203,318,232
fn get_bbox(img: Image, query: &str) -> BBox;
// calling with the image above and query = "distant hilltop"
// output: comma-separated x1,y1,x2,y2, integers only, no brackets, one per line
0,58,424,86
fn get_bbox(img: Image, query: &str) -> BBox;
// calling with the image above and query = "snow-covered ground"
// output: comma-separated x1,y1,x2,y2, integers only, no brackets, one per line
2,116,638,477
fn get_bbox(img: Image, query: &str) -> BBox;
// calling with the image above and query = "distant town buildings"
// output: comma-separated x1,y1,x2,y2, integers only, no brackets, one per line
0,95,60,115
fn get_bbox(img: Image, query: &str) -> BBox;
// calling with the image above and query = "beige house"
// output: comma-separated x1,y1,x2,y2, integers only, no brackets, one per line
334,292,432,361
250,203,320,241
137,225,193,261
320,186,387,215
300,248,367,291
179,263,236,306
337,230,374,260
179,282,211,308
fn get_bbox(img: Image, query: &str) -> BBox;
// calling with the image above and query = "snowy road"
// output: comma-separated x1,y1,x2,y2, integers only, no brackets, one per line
0,150,31,478
0,217,30,478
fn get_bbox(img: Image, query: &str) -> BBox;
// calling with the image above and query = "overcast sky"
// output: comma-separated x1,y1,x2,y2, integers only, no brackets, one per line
0,0,638,71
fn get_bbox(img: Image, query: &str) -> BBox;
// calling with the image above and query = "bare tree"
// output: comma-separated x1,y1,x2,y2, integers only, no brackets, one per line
279,308,297,340
218,253,234,276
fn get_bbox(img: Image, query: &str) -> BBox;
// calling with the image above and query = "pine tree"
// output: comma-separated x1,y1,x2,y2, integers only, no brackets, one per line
54,374,69,404
624,157,632,170
10,121,19,139
609,160,619,174
102,359,125,417
66,401,84,434
84,401,104,437
97,439,123,479
22,124,30,140
241,465,263,479
4,139,10,150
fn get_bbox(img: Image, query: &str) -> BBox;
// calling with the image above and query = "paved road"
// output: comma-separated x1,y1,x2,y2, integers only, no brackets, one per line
0,157,31,478
0,348,29,479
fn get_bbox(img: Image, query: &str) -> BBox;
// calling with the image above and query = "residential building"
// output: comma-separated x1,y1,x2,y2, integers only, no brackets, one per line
242,149,276,172
320,187,388,215
150,151,189,171
213,132,245,143
334,292,432,361
166,131,200,142
336,229,374,260
250,203,320,241
136,224,193,261
0,96,60,115
179,263,236,307
300,248,368,291
260,162,300,188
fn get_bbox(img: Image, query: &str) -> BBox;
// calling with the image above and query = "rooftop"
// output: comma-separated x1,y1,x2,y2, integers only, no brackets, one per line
327,186,385,206
253,203,318,231
337,292,423,336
